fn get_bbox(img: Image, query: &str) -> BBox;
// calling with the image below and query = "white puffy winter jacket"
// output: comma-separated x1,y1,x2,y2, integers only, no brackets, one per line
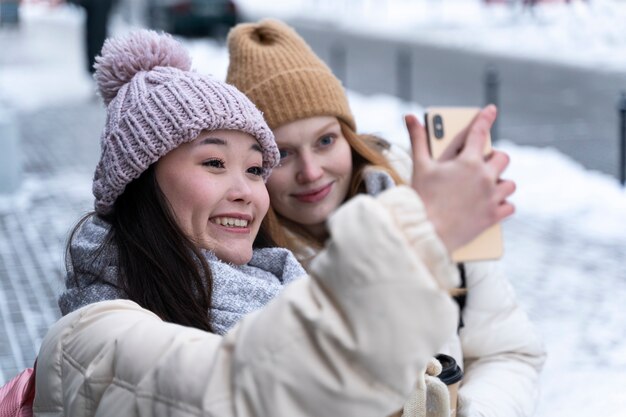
387,143,547,417
33,187,461,417
443,261,546,417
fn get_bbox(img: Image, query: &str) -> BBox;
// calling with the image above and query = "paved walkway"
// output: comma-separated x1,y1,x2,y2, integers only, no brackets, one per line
0,101,103,381
0,5,105,380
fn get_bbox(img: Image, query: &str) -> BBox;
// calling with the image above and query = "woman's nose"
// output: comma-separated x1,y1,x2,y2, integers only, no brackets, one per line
227,174,253,203
296,153,323,184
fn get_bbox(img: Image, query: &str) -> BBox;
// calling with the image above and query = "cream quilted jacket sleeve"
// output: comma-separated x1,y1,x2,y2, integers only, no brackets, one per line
457,262,546,417
33,186,460,417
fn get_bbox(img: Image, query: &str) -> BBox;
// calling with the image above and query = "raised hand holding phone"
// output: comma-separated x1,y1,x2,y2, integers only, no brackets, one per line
405,105,515,259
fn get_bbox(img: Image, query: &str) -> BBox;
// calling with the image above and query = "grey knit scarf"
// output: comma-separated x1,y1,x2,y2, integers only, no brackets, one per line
59,215,306,335
363,166,396,196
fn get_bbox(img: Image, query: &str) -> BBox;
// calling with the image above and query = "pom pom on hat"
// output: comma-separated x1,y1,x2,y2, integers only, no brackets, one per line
92,29,279,215
94,30,192,106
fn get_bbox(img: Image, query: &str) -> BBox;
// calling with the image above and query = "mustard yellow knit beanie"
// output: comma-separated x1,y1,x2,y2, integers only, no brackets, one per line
226,19,356,131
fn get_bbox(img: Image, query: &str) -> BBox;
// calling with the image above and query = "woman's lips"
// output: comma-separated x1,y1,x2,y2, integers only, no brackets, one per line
211,223,250,234
292,183,333,203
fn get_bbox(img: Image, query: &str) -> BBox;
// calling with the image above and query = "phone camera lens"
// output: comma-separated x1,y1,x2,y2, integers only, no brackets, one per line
433,115,444,139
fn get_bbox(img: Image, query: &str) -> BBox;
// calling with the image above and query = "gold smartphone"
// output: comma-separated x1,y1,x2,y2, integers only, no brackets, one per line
424,107,503,262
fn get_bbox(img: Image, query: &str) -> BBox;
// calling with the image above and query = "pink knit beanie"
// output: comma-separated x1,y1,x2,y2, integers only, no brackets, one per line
92,29,279,215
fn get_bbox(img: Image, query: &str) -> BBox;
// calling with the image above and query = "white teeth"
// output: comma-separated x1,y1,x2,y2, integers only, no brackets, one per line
212,217,249,228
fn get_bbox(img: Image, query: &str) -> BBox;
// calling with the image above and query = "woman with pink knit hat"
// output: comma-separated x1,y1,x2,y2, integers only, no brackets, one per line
30,29,510,417
226,19,545,417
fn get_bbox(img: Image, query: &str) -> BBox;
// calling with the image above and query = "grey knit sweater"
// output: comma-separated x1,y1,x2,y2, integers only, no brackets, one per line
59,215,306,335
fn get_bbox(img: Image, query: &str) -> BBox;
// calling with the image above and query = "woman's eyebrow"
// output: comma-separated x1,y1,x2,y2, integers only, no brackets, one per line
196,137,262,155
195,137,226,147
313,120,340,136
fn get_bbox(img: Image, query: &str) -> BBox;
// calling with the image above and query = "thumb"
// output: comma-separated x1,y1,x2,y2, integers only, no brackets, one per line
405,114,432,176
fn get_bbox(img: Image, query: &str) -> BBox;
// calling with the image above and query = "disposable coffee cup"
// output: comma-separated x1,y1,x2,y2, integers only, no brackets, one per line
435,354,463,417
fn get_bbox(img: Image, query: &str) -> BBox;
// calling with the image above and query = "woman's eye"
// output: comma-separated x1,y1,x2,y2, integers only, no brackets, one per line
318,135,335,147
279,149,291,160
202,158,225,169
247,166,265,177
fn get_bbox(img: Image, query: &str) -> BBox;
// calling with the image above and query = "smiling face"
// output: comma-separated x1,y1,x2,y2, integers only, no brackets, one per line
155,130,269,265
267,116,353,238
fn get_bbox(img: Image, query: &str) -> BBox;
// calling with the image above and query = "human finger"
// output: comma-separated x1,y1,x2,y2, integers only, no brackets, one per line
438,129,467,161
405,114,432,169
485,150,511,178
494,200,516,222
461,105,497,158
494,179,516,203
434,113,476,161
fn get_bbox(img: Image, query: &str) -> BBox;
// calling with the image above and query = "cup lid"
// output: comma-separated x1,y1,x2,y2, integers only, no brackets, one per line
435,354,464,385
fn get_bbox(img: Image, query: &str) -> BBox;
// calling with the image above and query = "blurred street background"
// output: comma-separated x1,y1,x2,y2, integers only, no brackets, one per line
1,1,625,416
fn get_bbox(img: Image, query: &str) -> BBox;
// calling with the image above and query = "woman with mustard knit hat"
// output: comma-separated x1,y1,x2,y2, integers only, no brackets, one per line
227,19,545,417
27,29,511,417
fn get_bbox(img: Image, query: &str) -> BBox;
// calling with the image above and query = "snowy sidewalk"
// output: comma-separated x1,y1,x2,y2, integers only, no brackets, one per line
1,4,626,417
0,101,103,381
0,4,103,380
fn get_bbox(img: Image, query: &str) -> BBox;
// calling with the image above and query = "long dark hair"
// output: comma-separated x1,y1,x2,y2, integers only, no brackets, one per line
67,166,213,331
266,119,404,258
